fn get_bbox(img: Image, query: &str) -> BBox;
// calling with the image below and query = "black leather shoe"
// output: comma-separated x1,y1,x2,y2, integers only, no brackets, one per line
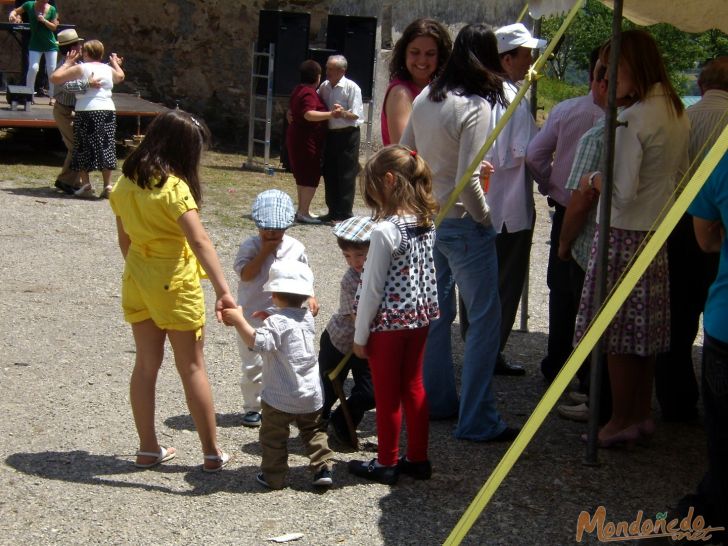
348,459,399,485
54,179,75,195
397,456,432,480
486,426,520,442
495,354,526,376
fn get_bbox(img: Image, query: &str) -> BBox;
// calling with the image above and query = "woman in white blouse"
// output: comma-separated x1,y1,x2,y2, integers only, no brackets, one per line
574,30,690,447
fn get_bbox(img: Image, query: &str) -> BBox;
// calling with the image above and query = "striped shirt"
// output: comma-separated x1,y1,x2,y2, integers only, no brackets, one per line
526,92,603,206
685,90,728,181
325,267,360,354
53,55,90,107
565,119,605,270
254,307,322,414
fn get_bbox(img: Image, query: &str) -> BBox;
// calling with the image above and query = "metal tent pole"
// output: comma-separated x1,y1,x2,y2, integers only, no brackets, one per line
584,0,623,466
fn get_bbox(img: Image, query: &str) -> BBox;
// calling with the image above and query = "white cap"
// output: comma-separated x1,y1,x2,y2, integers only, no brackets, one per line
263,260,314,297
495,23,547,54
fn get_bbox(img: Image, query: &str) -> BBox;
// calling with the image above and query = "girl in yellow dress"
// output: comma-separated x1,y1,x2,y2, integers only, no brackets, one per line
109,110,235,471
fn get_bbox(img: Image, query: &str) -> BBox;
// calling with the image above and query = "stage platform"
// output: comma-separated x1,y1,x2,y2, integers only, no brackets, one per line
0,93,168,128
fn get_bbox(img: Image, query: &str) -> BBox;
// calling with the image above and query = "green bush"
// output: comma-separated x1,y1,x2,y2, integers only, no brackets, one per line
536,77,590,114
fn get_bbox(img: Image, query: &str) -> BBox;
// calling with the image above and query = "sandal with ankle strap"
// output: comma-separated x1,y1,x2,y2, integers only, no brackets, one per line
134,446,176,469
202,451,232,473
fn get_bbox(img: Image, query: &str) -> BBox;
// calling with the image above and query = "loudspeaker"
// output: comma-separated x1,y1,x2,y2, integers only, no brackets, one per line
307,48,337,73
256,10,311,96
326,15,377,101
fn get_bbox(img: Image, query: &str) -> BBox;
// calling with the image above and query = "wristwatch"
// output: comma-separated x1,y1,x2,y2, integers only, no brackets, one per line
587,171,601,189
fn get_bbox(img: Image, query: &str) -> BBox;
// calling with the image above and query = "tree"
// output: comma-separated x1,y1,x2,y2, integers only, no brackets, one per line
540,0,612,81
539,0,728,93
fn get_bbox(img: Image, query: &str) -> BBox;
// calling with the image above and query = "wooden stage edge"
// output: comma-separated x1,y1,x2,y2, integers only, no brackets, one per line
0,93,168,128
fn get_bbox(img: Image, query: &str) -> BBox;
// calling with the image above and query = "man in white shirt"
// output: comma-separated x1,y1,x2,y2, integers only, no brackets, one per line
318,55,364,222
485,23,545,375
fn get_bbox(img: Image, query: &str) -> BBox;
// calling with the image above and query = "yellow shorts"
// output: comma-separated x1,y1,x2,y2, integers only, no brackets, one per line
122,251,206,332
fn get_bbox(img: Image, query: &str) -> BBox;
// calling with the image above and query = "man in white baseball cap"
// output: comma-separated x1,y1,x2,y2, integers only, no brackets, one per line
495,23,546,82
479,22,546,376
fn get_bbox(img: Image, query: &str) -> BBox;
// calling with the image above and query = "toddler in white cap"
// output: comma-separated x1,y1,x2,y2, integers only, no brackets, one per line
223,260,334,489
232,189,318,428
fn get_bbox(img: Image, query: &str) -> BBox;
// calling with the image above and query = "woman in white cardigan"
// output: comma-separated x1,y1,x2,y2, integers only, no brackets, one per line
574,30,690,447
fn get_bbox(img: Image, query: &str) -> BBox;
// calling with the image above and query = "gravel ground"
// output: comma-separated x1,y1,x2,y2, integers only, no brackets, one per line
0,168,708,545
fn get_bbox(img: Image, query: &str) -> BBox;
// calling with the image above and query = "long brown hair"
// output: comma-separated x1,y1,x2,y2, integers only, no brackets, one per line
389,18,452,82
428,23,506,107
600,29,683,116
362,145,438,227
122,110,211,204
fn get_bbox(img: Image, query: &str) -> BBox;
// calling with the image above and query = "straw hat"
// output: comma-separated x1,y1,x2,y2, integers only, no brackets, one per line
57,29,83,47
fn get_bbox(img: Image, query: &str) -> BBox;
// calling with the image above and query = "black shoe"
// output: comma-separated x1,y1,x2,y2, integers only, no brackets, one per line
313,467,333,487
330,412,356,449
348,459,399,485
397,456,432,480
495,354,526,376
317,213,334,223
54,179,75,195
661,407,699,423
487,427,520,442
256,473,271,488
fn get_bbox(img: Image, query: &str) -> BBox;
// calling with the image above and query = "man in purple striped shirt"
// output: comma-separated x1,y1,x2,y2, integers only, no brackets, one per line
525,49,602,385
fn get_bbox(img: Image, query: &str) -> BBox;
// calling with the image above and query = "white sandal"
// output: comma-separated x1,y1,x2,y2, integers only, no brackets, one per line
74,184,95,198
202,452,232,473
134,446,176,469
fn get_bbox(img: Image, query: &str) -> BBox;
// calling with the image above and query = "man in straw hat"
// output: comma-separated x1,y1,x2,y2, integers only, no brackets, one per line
52,28,98,195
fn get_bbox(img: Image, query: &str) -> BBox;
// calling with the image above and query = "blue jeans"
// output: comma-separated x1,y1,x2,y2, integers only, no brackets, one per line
423,217,507,440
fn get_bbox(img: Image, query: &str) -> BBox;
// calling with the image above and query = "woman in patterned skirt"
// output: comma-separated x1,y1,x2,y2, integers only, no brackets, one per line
51,39,124,198
573,30,690,447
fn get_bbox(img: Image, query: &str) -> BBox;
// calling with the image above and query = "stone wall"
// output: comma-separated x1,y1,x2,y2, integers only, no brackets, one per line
1,0,528,146
1,0,331,143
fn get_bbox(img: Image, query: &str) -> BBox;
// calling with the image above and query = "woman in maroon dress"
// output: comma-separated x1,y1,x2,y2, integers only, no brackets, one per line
286,60,342,224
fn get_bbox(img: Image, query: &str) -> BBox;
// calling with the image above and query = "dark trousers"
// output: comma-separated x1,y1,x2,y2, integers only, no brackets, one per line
495,221,535,352
655,214,718,421
322,127,360,219
541,204,590,389
318,329,375,427
677,332,728,544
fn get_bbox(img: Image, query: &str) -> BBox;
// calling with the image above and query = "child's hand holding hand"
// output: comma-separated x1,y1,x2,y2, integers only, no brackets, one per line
221,305,244,326
352,342,367,359
215,293,237,323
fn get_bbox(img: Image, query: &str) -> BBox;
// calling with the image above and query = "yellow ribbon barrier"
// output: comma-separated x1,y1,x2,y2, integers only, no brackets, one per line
434,0,584,228
327,351,352,381
443,124,728,545
516,3,530,23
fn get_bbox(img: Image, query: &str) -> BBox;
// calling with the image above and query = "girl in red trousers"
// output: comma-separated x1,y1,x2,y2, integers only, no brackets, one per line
349,144,439,485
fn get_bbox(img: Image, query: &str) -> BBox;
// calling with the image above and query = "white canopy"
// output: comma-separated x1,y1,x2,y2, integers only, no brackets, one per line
529,0,728,34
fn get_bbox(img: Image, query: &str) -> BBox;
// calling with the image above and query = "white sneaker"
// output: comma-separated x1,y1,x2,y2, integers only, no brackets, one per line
557,403,589,422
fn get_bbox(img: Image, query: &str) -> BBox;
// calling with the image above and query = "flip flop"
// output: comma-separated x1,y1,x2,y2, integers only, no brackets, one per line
134,446,176,469
202,452,232,473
